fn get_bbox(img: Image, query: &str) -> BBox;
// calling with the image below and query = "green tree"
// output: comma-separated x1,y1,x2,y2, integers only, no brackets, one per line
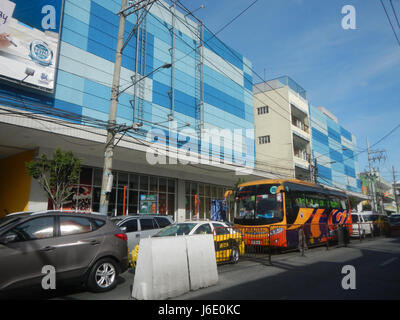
348,196,359,210
26,149,82,210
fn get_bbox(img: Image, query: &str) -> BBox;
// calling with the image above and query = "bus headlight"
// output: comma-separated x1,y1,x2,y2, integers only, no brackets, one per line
269,228,284,236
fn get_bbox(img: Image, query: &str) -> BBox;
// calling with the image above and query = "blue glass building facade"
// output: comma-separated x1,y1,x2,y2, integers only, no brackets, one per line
61,0,254,164
0,0,256,219
309,105,361,193
0,0,254,164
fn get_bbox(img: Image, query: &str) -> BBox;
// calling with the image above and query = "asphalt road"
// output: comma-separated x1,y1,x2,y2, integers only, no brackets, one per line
2,236,400,300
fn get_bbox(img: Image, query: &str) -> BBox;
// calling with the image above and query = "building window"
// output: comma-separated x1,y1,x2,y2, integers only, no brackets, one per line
186,182,228,221
258,135,271,144
257,106,269,115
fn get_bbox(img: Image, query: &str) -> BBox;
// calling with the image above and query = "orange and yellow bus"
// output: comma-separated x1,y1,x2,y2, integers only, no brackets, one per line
231,179,352,248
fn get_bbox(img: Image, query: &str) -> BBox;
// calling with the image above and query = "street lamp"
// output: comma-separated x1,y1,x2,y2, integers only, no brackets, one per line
184,4,205,17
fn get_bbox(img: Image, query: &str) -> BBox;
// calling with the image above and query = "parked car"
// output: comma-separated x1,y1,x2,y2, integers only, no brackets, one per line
351,212,373,238
0,210,128,293
111,214,174,254
388,214,400,237
131,220,245,267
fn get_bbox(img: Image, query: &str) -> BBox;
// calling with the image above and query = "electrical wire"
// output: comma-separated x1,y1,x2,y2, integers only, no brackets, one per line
2,0,381,178
155,0,362,161
57,0,354,164
390,0,400,29
62,0,366,165
380,0,400,47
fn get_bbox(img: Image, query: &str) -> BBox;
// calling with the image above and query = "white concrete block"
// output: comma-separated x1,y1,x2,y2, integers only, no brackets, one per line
131,237,153,300
151,236,190,299
132,236,190,300
185,235,218,291
132,234,219,300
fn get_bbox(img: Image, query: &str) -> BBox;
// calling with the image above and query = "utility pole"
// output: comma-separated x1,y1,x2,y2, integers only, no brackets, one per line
308,155,318,183
99,0,158,215
393,166,399,214
366,137,386,213
366,138,376,212
99,0,127,215
312,158,318,183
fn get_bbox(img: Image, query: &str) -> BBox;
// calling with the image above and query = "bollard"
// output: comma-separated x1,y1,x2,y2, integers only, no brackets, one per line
268,226,272,265
338,225,344,247
299,226,305,256
326,224,330,250
343,225,349,247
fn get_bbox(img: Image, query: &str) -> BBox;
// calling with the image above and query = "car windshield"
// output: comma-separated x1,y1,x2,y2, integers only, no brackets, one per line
153,223,197,237
351,214,359,223
234,184,283,225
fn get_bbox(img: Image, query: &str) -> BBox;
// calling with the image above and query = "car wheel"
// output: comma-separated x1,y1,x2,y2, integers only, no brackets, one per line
87,258,119,293
230,246,240,264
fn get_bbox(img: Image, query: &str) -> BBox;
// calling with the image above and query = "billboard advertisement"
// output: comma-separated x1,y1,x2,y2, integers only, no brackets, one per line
0,0,63,92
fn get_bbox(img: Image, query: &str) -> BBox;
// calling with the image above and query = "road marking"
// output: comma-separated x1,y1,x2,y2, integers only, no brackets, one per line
380,257,398,267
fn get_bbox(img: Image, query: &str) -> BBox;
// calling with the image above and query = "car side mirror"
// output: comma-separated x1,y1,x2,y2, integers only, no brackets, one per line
0,233,17,245
120,226,127,233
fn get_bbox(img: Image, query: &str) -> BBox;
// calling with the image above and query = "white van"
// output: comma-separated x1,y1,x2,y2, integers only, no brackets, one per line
351,211,373,238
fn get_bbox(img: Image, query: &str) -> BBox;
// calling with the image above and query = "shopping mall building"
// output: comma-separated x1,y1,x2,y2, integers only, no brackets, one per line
0,0,273,221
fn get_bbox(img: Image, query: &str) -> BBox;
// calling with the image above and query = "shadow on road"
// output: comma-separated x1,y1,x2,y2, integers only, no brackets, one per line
0,274,129,300
183,237,400,300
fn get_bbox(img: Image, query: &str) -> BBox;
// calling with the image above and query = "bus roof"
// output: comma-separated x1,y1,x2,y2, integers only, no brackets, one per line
237,179,348,198
238,179,313,188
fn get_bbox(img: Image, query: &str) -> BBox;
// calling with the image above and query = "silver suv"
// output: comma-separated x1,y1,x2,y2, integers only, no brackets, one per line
0,211,128,293
112,215,174,252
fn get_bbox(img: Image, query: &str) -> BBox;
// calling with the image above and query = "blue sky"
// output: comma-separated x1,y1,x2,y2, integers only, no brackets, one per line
182,0,400,181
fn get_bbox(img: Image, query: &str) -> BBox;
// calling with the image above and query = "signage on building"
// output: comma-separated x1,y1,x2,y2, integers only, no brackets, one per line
140,194,158,214
0,0,63,92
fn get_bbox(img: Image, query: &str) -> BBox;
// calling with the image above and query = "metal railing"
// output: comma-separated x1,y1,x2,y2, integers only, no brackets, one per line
212,222,391,265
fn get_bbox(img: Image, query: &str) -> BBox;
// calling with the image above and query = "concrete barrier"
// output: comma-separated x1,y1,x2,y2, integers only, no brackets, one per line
132,234,218,300
186,234,218,291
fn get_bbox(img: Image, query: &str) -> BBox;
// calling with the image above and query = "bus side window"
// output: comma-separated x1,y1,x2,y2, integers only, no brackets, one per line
329,198,340,209
294,194,306,208
305,193,319,208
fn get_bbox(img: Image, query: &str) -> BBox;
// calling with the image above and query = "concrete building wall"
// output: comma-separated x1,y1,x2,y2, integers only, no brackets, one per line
253,86,295,178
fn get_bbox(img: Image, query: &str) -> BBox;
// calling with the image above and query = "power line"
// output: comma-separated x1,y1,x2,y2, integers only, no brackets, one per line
162,0,363,162
1,0,368,178
200,0,259,37
63,0,366,167
380,0,400,47
390,0,400,28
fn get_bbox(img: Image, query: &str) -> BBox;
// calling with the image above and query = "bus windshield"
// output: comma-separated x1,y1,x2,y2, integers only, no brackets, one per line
234,184,283,225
